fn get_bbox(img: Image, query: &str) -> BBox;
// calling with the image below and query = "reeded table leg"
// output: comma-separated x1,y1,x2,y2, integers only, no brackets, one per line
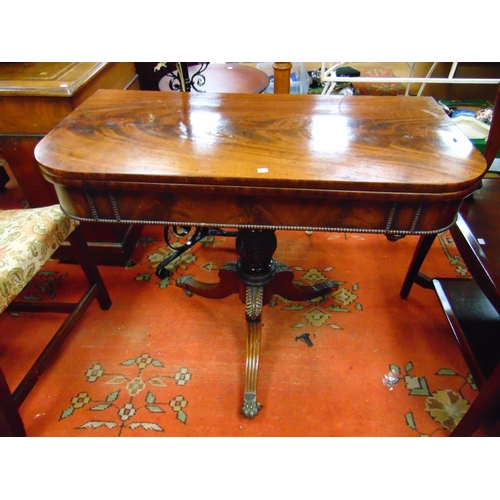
242,286,264,418
176,229,336,417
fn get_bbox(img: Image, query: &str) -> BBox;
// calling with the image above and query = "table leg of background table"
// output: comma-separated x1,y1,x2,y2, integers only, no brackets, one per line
400,234,436,297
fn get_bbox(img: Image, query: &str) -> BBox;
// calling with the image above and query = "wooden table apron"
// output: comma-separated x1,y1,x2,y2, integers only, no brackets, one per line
35,89,487,418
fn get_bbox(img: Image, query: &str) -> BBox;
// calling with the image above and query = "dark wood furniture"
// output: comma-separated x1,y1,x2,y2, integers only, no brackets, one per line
0,160,9,190
0,62,143,265
400,84,500,436
0,365,25,436
34,89,487,418
401,181,500,436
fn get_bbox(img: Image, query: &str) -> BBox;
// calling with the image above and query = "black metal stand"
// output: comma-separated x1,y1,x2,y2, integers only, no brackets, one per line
156,226,238,279
161,63,210,92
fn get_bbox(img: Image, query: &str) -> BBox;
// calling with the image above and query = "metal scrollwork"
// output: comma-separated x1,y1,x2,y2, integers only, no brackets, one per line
165,62,210,93
155,225,237,279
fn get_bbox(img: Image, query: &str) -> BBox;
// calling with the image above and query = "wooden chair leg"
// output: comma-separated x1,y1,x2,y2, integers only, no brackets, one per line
400,234,437,297
8,224,112,407
0,365,25,437
451,360,500,436
0,165,9,190
11,284,102,406
67,226,112,310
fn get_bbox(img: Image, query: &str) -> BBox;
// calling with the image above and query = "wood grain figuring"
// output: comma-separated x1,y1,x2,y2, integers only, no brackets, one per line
36,90,487,234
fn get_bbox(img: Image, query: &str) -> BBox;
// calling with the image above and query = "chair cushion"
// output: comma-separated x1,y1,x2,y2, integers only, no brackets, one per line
0,205,78,314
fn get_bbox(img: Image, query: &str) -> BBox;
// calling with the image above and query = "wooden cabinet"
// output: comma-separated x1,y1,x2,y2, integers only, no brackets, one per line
0,62,143,265
411,62,500,102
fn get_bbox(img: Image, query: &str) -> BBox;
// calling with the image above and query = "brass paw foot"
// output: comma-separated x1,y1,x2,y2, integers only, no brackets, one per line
241,394,263,419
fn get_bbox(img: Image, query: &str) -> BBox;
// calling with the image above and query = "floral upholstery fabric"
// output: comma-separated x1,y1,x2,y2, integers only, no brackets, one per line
0,205,78,314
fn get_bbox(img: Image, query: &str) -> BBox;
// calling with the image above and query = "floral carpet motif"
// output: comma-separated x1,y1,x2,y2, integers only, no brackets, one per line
94,226,476,436
52,224,479,435
384,231,478,435
60,353,191,436
384,361,476,436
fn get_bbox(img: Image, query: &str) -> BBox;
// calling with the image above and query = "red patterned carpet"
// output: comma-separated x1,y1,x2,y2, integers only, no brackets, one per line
0,162,485,437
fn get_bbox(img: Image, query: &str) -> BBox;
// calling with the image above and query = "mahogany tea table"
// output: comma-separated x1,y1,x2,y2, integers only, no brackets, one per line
34,89,487,418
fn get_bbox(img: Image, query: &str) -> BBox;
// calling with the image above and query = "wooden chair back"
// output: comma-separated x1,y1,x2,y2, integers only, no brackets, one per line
484,83,500,167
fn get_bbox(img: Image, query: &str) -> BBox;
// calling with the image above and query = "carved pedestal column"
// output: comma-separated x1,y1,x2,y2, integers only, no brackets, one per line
176,228,336,418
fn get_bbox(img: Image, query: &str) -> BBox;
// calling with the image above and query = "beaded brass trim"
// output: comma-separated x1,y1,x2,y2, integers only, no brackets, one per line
60,205,456,236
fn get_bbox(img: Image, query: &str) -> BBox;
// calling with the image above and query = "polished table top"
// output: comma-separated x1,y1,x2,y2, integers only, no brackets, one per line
35,89,487,235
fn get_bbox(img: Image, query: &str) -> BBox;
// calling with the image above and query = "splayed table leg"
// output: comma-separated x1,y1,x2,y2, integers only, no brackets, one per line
242,285,264,418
